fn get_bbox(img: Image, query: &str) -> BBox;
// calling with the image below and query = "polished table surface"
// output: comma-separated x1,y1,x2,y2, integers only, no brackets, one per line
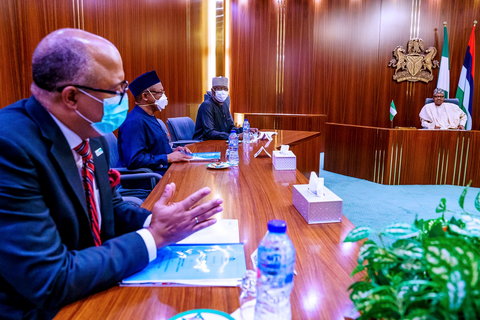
56,130,360,320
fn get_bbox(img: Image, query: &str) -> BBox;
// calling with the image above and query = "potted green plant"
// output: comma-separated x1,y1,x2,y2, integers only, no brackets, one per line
344,187,480,320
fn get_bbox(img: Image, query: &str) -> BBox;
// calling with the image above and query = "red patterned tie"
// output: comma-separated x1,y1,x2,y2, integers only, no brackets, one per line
74,140,102,246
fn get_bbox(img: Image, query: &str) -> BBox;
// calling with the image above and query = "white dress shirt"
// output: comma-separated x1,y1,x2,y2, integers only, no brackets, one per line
49,113,156,262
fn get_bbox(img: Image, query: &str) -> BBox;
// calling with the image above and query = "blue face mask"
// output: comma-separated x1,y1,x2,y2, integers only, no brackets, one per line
75,89,129,135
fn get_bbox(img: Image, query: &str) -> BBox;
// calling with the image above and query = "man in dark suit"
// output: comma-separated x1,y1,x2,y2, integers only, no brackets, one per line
118,70,192,175
0,28,222,319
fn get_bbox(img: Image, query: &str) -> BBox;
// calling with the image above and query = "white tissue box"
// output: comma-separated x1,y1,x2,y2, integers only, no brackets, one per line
272,150,296,170
292,184,342,224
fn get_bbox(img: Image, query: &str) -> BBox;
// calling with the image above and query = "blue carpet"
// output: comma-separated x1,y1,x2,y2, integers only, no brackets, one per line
320,169,480,232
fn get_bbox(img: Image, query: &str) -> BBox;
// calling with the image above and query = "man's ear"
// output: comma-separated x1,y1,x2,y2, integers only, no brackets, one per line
142,91,149,102
60,86,79,110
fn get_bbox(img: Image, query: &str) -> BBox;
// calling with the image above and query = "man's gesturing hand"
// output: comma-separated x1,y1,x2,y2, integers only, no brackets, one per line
148,182,223,247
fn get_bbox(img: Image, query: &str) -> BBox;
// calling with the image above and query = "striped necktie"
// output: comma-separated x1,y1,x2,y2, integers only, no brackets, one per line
74,140,102,246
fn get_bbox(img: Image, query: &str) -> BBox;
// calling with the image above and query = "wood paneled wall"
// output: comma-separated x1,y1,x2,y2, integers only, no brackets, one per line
230,0,480,129
1,0,479,129
0,0,207,121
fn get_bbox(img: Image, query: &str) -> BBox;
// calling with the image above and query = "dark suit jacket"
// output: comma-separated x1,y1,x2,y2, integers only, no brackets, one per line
0,97,152,319
193,93,241,140
117,106,172,175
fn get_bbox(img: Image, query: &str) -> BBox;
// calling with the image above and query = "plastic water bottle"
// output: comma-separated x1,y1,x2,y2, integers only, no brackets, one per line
227,130,239,166
243,118,251,144
255,220,295,320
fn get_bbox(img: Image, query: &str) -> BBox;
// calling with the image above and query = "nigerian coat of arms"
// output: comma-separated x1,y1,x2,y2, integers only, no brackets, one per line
388,39,439,83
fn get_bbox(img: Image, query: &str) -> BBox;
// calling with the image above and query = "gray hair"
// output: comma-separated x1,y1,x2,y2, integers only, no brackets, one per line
433,88,445,96
32,33,93,92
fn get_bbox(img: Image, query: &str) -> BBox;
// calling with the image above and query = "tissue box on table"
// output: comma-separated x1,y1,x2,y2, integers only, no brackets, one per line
272,150,296,170
292,184,342,224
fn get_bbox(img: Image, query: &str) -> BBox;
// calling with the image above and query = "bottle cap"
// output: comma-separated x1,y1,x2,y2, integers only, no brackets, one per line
267,219,287,233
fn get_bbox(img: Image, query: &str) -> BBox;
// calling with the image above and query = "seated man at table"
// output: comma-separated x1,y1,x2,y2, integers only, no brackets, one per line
419,88,467,130
193,76,258,140
0,28,222,319
118,70,191,175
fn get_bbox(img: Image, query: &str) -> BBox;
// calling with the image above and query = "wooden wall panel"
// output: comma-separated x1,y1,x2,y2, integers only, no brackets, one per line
230,0,278,113
230,0,480,130
1,1,480,130
0,0,75,107
0,0,207,122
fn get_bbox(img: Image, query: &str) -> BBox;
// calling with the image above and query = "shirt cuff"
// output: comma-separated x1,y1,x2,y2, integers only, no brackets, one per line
143,214,152,227
136,228,157,262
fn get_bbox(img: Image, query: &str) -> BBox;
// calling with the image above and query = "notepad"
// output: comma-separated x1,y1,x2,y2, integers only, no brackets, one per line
188,152,221,161
121,243,246,287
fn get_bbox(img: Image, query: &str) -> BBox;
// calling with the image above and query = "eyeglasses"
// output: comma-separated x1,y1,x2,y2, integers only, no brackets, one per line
148,90,165,97
433,95,445,99
56,80,129,104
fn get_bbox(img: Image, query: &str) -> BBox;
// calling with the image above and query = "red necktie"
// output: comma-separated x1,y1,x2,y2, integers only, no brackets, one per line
74,140,102,246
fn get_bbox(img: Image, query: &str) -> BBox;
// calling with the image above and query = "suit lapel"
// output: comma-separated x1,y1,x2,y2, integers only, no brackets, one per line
25,97,88,214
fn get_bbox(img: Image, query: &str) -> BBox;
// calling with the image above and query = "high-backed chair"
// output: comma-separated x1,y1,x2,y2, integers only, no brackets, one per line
166,117,200,147
103,133,162,195
425,98,460,106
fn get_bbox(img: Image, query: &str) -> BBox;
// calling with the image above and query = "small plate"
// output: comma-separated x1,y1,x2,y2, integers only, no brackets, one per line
207,162,231,169
169,308,235,320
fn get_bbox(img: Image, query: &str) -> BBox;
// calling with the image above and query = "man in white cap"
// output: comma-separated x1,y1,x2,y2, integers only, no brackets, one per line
419,88,466,130
193,76,257,140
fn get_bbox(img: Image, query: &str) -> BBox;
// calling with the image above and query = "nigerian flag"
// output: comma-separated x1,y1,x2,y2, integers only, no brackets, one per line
389,100,397,121
437,23,450,98
456,23,476,130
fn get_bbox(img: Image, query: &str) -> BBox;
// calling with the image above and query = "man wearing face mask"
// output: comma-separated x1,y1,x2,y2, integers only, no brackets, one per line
0,29,222,319
193,76,258,140
118,71,192,175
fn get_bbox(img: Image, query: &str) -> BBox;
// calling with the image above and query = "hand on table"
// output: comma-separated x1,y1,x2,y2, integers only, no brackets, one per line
148,182,223,247
174,146,192,154
168,150,192,162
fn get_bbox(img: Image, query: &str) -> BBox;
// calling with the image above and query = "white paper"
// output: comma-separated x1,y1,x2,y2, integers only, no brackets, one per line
280,144,289,154
177,219,240,244
308,172,324,198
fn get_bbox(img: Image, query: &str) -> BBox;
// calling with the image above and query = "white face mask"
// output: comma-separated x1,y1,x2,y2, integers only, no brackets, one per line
152,92,168,111
215,90,228,103
139,90,168,111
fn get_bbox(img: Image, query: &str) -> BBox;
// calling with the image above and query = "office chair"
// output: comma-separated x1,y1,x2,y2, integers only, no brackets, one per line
103,133,162,201
166,117,201,147
425,97,460,105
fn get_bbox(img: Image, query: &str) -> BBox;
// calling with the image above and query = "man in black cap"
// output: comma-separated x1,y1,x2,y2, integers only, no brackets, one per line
118,71,191,175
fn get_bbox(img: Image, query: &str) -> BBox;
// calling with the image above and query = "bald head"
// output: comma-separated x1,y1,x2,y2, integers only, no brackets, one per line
32,28,121,92
31,28,125,139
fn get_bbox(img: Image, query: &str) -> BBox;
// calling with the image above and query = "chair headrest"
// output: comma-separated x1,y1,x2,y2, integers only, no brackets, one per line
425,97,459,106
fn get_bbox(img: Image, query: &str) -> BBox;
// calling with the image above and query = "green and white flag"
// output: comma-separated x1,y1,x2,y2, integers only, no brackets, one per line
437,23,450,98
389,100,397,121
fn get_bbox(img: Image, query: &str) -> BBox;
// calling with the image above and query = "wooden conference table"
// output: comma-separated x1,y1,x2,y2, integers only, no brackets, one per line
56,130,360,320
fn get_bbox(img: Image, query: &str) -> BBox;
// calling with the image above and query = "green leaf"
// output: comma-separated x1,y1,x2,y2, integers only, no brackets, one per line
351,263,365,276
382,223,419,239
475,191,480,212
436,198,447,213
446,271,467,311
344,226,372,242
459,186,469,209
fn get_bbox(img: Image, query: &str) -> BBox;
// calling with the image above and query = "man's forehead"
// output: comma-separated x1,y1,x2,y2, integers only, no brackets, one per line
149,83,164,91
